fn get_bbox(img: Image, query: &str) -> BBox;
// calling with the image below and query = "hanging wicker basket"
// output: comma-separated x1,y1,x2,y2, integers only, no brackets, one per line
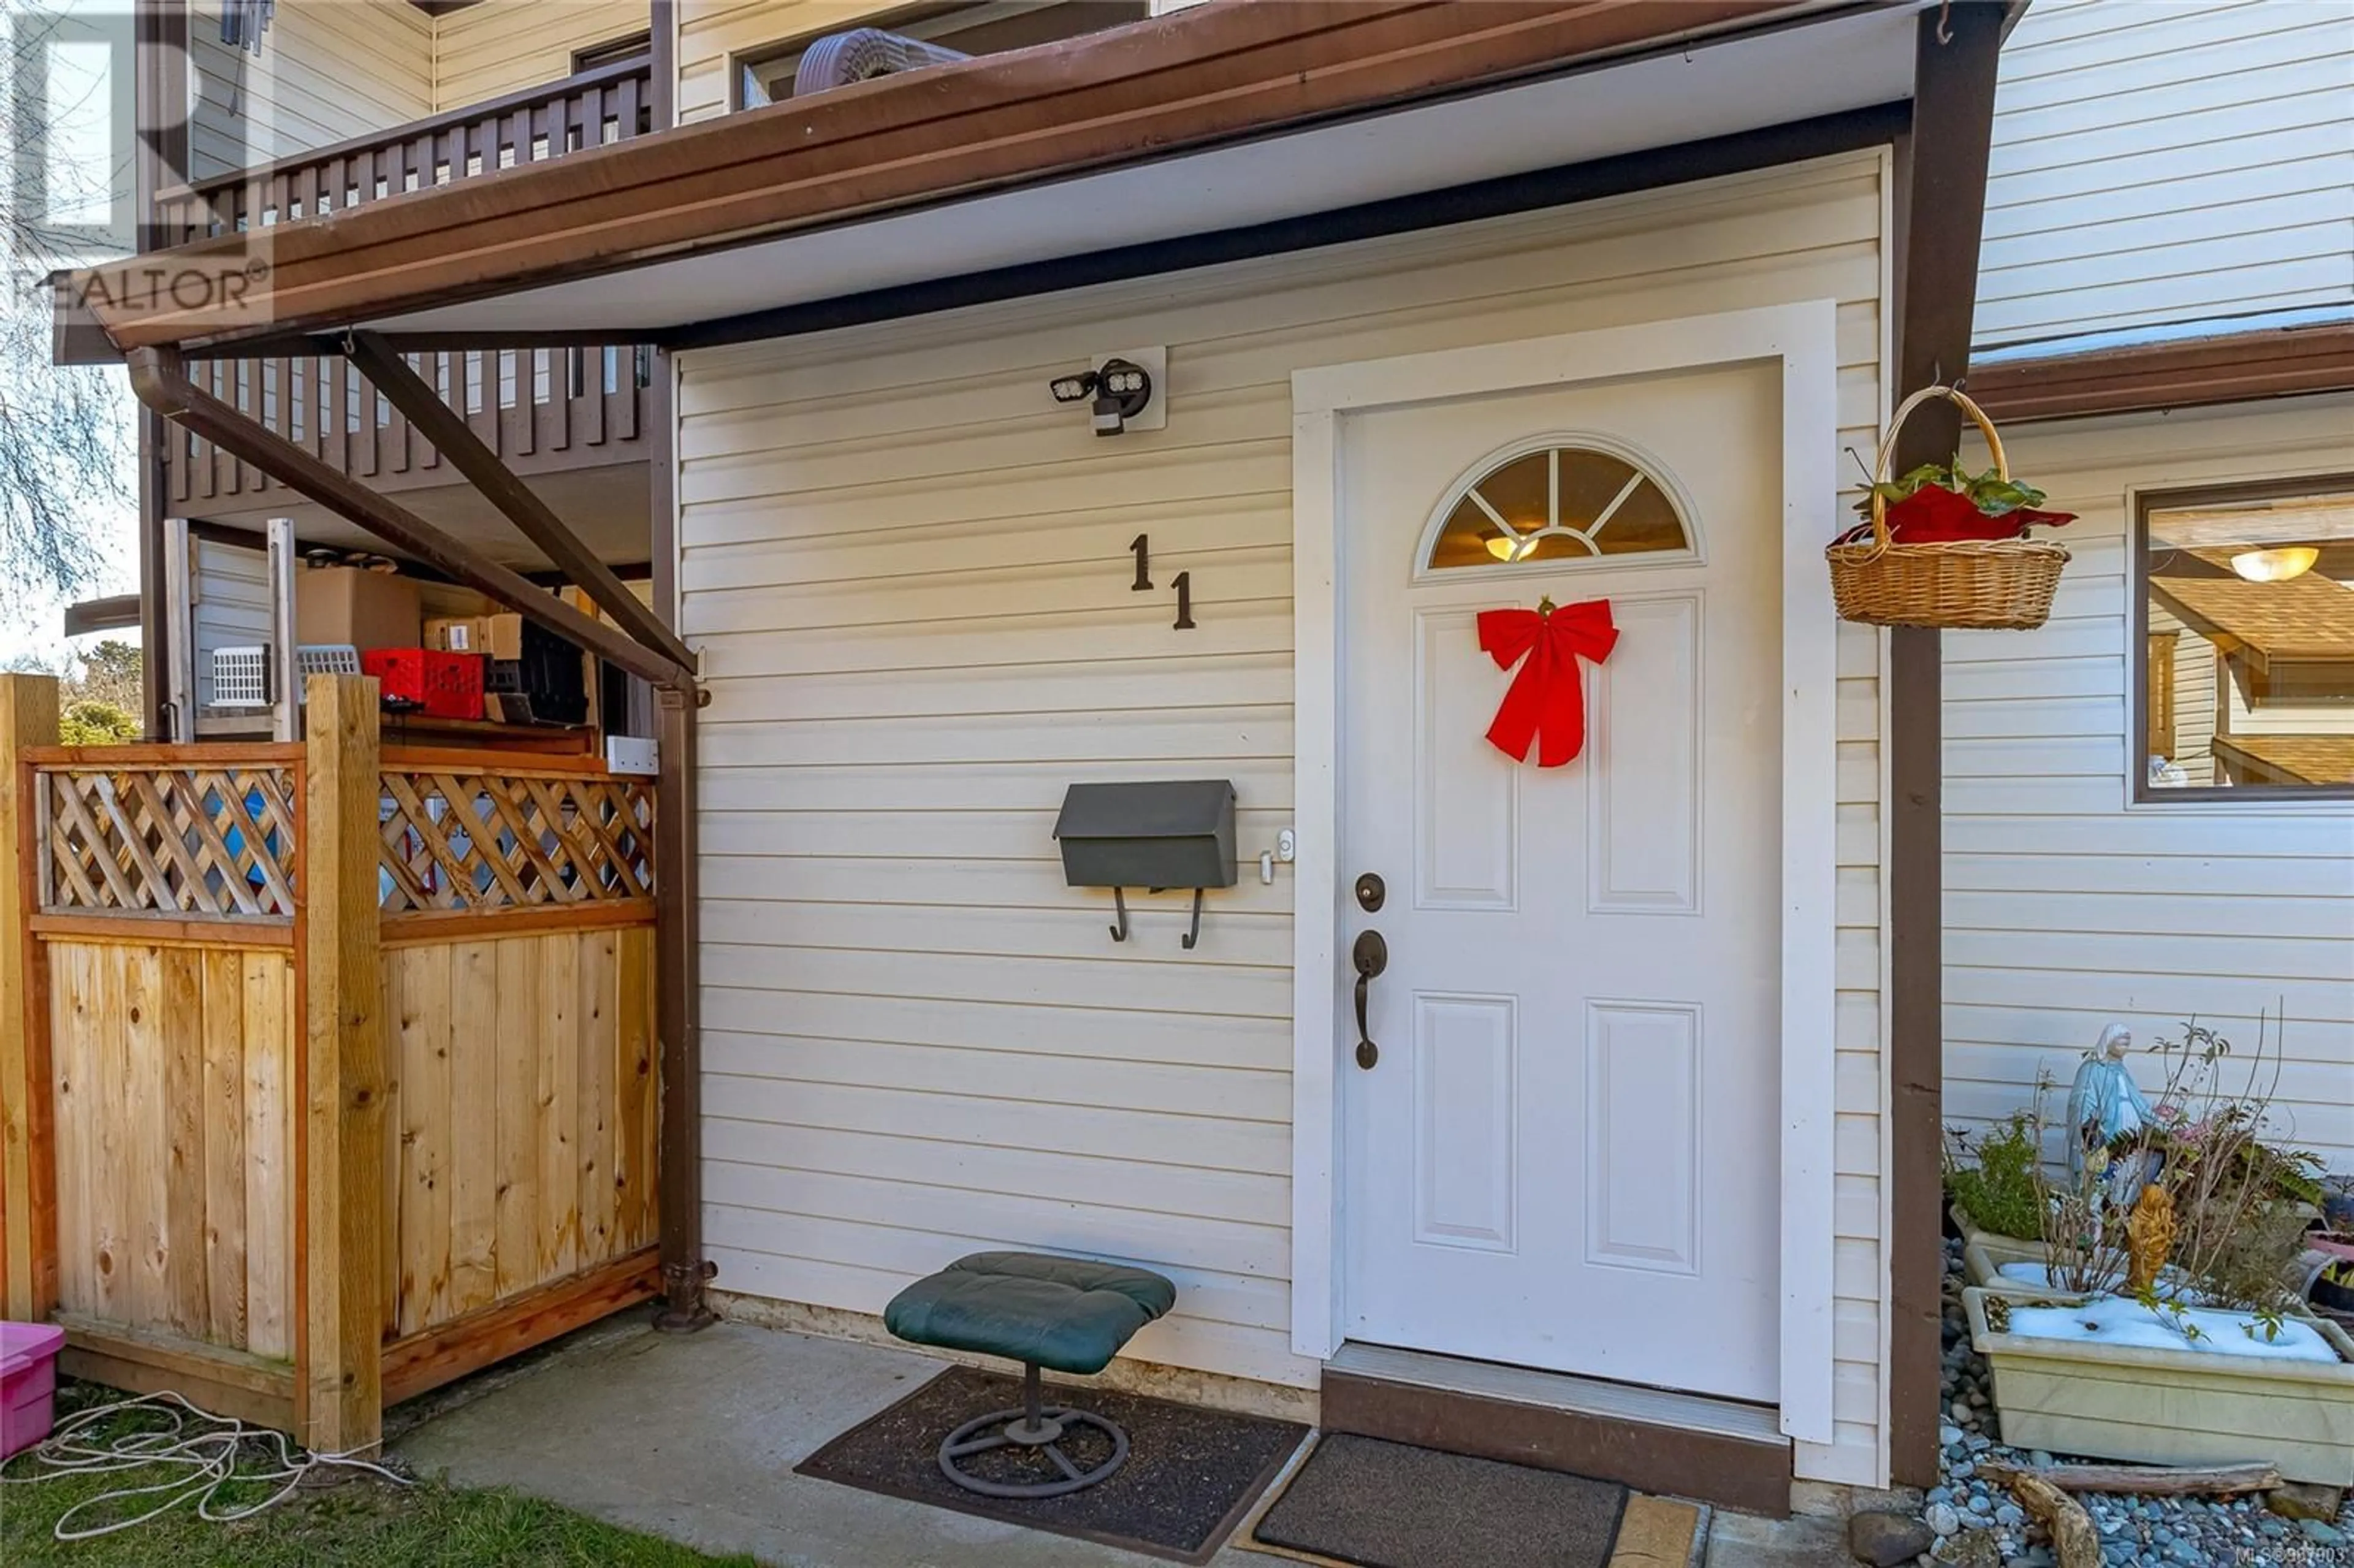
1827,385,2070,630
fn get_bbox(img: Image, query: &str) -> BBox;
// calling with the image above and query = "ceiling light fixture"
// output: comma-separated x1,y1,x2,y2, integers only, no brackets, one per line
2229,546,2321,583
1485,534,1538,562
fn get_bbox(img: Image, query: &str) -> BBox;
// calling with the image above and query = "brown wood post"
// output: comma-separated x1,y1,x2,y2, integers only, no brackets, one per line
1886,0,2007,1489
652,683,712,1330
299,674,387,1449
1,676,60,1322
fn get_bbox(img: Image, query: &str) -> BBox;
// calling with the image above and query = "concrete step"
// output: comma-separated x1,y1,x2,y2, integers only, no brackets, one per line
1319,1341,1793,1517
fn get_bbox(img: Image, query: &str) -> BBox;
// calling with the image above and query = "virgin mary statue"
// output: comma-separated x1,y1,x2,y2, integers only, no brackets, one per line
2065,1023,2155,1197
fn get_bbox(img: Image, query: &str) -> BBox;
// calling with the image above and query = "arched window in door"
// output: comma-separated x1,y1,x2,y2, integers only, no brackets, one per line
1422,439,1695,573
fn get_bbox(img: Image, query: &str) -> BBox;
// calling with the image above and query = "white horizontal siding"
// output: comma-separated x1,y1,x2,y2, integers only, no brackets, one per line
189,538,269,709
677,151,1895,1485
433,1,649,110
675,0,853,123
1944,394,2354,1168
186,0,435,181
1976,0,2354,348
185,1,649,187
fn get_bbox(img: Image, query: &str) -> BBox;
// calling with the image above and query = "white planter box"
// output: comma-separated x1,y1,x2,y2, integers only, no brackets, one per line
1964,1238,2074,1301
1965,1287,2354,1487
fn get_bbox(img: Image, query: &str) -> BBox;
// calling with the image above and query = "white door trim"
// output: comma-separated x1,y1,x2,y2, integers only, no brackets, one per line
1289,300,1843,1446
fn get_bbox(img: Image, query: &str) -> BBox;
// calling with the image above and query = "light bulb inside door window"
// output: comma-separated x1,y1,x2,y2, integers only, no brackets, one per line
2228,546,2320,583
1485,533,1537,562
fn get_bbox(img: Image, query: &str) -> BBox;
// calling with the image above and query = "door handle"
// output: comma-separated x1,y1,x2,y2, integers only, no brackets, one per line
1352,928,1388,1068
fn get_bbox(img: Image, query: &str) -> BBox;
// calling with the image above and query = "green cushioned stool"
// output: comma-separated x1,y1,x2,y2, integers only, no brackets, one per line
885,1250,1176,1499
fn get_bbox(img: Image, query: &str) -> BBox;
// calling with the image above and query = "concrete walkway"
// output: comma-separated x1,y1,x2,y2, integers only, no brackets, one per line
396,1312,1282,1568
394,1311,1841,1568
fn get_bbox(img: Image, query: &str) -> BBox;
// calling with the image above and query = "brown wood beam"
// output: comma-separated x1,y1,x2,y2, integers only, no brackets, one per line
343,331,695,672
381,1247,661,1406
131,0,189,737
1968,321,2354,424
1884,0,2006,1491
651,683,711,1330
75,0,1796,349
1,676,61,1323
297,674,387,1452
56,1314,298,1431
124,346,691,690
165,330,657,363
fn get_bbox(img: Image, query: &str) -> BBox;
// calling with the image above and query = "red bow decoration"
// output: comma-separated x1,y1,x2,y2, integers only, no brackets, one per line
1477,599,1618,767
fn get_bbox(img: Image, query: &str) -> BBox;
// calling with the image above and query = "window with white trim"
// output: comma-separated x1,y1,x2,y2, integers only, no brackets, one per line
2138,478,2354,797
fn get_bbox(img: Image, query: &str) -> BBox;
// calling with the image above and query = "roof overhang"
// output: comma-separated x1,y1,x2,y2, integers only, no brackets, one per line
62,593,143,637
1968,318,2354,425
61,0,1927,357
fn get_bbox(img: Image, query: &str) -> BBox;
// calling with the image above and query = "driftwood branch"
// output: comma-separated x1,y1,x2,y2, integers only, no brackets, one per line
1982,1460,2281,1498
2003,1472,2101,1568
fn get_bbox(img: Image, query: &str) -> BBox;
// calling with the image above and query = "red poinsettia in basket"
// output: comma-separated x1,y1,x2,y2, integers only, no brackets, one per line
1834,458,2077,547
1825,384,2080,629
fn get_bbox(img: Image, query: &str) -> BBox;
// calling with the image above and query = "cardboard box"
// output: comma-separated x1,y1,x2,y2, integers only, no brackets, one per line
424,612,522,660
297,566,420,652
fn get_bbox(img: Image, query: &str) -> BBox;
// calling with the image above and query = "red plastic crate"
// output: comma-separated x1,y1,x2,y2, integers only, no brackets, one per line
361,648,484,720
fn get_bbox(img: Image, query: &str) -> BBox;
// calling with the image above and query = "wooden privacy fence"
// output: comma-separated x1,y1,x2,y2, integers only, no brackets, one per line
0,676,660,1450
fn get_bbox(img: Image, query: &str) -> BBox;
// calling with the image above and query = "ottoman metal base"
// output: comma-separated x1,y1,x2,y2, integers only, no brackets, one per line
936,1363,1131,1499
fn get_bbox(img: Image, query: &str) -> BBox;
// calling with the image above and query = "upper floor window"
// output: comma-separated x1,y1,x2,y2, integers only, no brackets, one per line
736,1,1149,110
2139,478,2354,798
574,32,654,73
1424,440,1693,574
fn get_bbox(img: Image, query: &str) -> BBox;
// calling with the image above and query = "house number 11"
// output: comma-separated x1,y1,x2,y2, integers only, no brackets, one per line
1129,536,1194,628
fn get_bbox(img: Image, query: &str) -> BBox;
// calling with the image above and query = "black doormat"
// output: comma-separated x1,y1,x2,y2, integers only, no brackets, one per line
794,1365,1309,1564
1251,1433,1628,1568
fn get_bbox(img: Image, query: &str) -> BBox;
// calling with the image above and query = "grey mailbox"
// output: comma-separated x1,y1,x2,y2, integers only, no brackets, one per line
1053,780,1236,949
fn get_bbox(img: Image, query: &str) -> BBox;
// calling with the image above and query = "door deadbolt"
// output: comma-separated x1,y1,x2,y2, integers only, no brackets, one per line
1354,872,1385,912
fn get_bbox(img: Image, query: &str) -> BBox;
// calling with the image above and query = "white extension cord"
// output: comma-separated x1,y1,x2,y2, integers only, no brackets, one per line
0,1389,410,1541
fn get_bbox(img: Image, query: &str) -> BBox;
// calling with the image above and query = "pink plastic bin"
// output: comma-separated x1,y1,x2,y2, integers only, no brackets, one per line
1,1320,66,1460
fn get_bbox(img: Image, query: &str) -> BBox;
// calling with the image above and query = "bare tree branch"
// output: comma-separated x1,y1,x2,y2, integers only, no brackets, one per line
1,0,135,621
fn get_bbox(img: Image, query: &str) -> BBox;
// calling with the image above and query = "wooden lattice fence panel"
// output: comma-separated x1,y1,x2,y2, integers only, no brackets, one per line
37,765,299,918
378,771,653,913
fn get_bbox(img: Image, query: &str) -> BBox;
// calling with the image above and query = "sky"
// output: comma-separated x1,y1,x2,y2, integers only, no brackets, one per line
0,476,141,673
2,0,140,674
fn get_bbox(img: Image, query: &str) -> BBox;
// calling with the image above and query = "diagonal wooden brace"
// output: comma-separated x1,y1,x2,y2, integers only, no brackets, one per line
126,346,693,692
341,331,696,674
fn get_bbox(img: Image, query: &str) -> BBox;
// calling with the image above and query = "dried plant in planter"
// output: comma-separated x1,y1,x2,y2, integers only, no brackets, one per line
2038,1013,2322,1322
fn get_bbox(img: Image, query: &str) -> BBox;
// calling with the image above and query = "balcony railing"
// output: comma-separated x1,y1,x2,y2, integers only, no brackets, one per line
156,54,653,241
153,56,657,513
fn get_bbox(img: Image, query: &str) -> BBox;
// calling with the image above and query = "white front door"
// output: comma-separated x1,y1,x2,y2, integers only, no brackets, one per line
1338,360,1785,1404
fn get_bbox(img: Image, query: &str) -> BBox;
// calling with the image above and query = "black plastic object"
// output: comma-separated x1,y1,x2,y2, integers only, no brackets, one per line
483,618,589,726
1053,780,1236,892
1054,780,1236,947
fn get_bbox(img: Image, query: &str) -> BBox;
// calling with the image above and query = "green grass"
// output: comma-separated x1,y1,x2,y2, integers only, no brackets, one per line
1,1390,760,1568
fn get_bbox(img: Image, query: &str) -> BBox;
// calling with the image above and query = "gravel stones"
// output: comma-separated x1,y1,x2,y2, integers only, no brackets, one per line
1889,1234,2354,1568
1849,1510,1936,1567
